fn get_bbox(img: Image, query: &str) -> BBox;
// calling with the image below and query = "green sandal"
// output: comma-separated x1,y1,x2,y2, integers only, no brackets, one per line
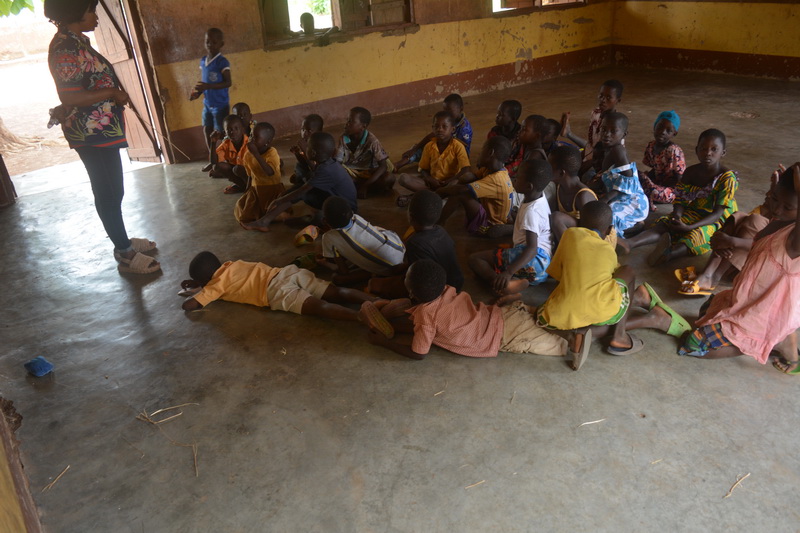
773,354,800,375
642,283,691,337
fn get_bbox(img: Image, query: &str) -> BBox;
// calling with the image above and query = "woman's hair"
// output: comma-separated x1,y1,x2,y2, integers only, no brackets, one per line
44,0,98,26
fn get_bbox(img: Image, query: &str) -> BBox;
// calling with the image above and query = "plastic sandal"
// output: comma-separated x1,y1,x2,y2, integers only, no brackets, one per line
568,329,592,371
360,301,395,339
607,333,645,355
117,252,160,274
129,237,157,253
678,280,714,297
673,266,697,284
643,282,692,337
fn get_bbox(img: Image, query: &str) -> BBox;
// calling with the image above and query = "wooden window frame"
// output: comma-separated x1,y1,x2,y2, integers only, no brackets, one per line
496,0,586,15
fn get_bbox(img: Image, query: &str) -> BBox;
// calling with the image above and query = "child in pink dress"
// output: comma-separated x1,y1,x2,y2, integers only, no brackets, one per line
679,163,800,374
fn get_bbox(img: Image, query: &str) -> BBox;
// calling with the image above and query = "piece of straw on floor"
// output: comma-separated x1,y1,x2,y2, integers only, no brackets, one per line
42,464,70,492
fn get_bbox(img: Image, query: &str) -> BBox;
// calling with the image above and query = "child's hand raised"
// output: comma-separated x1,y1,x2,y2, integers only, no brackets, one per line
209,130,223,143
247,140,259,155
560,112,571,137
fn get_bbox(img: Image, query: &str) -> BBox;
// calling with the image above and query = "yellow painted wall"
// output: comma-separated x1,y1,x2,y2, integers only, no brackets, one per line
156,4,612,131
614,2,800,57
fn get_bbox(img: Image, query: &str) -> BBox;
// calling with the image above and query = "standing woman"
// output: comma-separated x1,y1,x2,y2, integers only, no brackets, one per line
45,0,160,274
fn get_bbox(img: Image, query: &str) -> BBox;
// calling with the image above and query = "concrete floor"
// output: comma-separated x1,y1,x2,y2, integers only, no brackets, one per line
2,67,800,532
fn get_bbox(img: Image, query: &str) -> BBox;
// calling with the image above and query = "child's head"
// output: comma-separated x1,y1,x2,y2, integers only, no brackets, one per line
478,135,512,168
300,12,315,35
769,167,799,222
519,114,547,146
308,131,336,162
405,259,447,304
599,111,628,148
205,28,224,56
597,79,623,112
189,251,222,286
301,114,324,141
495,100,522,129
543,118,561,145
322,196,353,229
548,144,582,178
231,102,252,126
515,159,552,198
443,93,464,119
653,110,679,146
407,189,442,229
252,122,275,148
345,107,371,137
223,115,245,143
431,110,456,142
578,201,613,236
695,129,727,167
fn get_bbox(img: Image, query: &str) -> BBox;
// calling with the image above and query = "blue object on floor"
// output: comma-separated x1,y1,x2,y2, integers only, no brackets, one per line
24,356,54,377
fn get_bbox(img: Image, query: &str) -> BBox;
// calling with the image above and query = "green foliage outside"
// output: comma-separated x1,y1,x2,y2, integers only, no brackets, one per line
309,0,330,16
0,0,34,17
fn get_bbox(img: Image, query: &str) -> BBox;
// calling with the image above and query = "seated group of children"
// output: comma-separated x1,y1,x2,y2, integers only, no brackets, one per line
184,78,800,377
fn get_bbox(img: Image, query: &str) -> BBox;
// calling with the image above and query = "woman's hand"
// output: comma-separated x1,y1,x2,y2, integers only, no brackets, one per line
111,88,129,106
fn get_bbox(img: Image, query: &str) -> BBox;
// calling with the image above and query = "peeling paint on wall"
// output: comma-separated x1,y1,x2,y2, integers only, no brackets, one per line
541,22,561,30
573,17,593,24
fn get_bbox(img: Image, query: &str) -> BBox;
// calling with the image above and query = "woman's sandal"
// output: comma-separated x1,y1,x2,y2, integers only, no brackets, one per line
773,353,800,375
642,282,692,337
568,329,592,371
678,280,715,297
673,266,697,284
117,252,160,274
129,237,157,253
607,332,645,355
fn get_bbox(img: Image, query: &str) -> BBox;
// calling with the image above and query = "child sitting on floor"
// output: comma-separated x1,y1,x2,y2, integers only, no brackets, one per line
505,114,548,179
487,100,522,142
536,201,690,370
336,106,393,199
617,129,738,266
560,79,623,173
367,190,464,298
588,111,648,237
678,163,800,375
468,160,552,303
179,251,383,325
208,114,249,194
394,111,471,207
320,196,405,286
289,113,324,186
638,110,686,210
241,132,357,231
394,93,474,170
232,102,256,137
234,122,285,225
364,260,567,360
437,136,515,236
676,167,788,296
549,144,600,246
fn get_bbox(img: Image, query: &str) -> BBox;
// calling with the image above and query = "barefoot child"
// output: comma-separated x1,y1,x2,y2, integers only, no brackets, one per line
319,196,405,285
678,163,800,375
208,114,249,193
590,111,648,236
505,114,548,179
367,190,464,298
180,251,389,329
536,202,690,370
487,100,522,142
364,260,567,360
560,79,623,171
638,110,686,210
394,111,470,206
234,123,285,225
618,129,738,266
189,28,232,172
394,93,474,170
549,144,599,245
289,114,324,186
437,136,515,235
242,132,357,231
468,160,552,303
336,106,393,199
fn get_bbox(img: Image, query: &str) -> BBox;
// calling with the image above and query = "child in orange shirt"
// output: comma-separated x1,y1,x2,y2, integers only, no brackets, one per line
234,122,286,225
208,114,249,194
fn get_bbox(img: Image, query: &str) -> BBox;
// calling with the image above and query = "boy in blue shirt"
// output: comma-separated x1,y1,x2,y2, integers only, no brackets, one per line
190,28,232,171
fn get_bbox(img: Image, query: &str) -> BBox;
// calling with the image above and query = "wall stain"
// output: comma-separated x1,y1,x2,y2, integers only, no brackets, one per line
540,22,561,30
500,29,525,43
573,17,593,24
516,47,533,60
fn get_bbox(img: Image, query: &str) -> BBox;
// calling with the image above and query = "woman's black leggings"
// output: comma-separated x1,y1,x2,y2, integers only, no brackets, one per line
75,146,131,251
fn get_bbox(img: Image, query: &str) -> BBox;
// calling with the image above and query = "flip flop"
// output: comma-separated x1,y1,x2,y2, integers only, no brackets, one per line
647,233,672,266
568,329,592,371
772,352,800,375
607,332,644,355
673,266,697,284
678,280,715,297
360,301,395,339
380,298,413,319
117,252,160,274
642,282,691,337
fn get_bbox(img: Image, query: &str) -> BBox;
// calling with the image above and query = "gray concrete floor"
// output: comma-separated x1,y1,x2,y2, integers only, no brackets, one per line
2,67,800,532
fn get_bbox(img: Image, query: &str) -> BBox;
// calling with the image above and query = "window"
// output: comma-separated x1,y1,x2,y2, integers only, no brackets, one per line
492,0,584,12
260,0,413,44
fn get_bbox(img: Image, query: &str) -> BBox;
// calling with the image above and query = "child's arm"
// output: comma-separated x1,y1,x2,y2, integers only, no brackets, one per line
560,112,587,148
182,298,203,311
269,182,312,209
367,331,426,360
209,131,222,164
494,230,538,292
247,142,275,177
370,159,388,182
194,70,232,94
419,169,441,190
786,163,800,259
403,133,435,159
436,183,470,198
601,146,631,204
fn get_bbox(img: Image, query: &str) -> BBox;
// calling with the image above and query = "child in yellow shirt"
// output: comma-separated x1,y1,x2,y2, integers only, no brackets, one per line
234,122,285,224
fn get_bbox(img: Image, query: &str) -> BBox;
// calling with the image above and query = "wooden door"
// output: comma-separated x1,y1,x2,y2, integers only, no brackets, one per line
94,0,161,162
369,0,408,26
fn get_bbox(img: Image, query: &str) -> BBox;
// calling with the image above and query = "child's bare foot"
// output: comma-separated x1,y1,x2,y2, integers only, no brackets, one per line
495,293,522,307
616,238,631,255
500,278,529,296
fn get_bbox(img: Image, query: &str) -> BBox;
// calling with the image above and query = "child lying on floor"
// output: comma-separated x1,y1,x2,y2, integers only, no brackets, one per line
536,201,689,370
679,163,800,375
364,259,567,360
